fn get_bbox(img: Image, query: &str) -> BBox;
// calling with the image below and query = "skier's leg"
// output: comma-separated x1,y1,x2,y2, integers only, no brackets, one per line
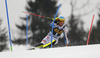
34,36,48,48
34,43,44,48
42,40,56,48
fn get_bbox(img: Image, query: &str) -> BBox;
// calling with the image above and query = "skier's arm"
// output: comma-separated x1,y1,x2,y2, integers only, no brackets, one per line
50,22,57,27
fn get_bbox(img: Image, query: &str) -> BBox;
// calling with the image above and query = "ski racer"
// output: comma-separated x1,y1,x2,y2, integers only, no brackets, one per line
34,16,68,48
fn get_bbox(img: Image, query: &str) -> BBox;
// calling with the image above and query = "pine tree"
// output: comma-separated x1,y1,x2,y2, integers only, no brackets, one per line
12,23,28,45
67,15,86,46
0,18,8,52
26,0,58,45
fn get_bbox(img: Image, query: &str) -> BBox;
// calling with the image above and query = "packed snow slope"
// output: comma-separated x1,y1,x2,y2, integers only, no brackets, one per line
0,44,100,58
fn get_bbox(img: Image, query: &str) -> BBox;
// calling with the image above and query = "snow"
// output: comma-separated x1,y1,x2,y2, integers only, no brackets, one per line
0,44,100,58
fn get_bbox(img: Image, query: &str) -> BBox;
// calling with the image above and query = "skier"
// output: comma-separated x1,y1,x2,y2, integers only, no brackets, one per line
34,16,68,48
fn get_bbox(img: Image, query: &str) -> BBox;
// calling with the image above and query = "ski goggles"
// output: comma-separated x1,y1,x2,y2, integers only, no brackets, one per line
60,19,65,21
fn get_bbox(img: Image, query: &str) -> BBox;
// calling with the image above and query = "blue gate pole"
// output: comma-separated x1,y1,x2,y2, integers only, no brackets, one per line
51,4,61,48
26,14,28,45
5,0,12,51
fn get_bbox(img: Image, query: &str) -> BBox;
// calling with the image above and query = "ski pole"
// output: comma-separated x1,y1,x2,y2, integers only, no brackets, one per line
63,32,66,45
63,32,68,46
22,11,53,19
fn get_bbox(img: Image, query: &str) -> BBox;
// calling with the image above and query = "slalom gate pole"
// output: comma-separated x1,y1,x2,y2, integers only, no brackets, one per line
87,14,95,45
26,14,28,45
5,0,12,51
51,4,61,48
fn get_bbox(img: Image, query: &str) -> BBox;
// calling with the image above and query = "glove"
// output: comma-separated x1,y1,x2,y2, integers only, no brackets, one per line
55,18,60,23
50,23,53,26
50,23,57,26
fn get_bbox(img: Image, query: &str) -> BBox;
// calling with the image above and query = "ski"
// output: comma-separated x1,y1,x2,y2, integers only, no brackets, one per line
27,47,35,50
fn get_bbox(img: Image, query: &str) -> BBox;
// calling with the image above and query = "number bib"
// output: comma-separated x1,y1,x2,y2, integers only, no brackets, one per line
53,27,64,36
